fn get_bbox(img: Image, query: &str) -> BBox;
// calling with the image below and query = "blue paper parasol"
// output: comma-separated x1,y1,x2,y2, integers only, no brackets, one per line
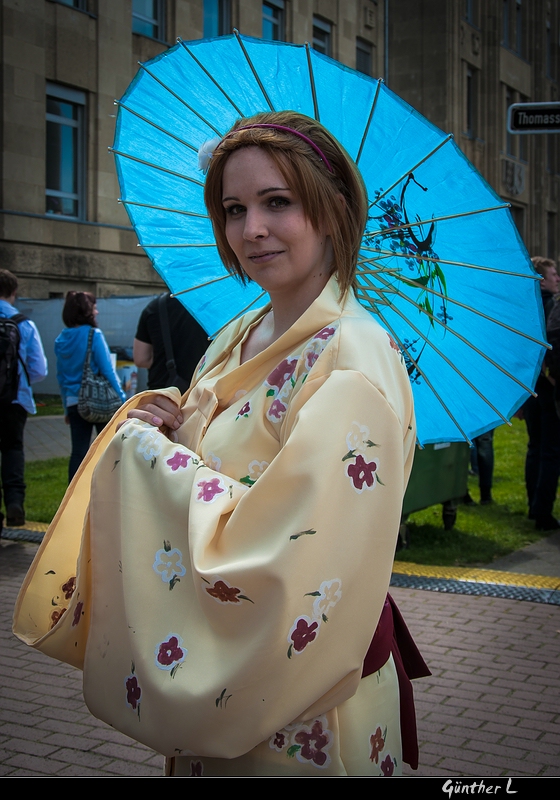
112,32,547,445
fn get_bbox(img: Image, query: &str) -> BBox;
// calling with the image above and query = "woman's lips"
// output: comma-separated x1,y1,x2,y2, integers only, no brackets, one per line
247,250,284,264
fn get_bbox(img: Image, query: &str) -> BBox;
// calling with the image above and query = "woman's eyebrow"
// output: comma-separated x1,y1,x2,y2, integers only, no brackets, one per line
222,187,290,203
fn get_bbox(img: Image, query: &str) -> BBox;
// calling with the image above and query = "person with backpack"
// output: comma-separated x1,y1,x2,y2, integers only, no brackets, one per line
0,269,47,532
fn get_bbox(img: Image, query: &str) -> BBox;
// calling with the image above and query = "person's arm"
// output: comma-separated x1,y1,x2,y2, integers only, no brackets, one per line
82,366,415,759
91,329,126,402
20,320,47,384
133,337,154,369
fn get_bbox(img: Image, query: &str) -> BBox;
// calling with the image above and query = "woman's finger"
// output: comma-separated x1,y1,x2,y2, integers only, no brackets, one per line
127,396,183,430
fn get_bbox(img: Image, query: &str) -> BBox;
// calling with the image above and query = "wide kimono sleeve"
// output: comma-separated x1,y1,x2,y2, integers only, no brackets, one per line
73,349,415,759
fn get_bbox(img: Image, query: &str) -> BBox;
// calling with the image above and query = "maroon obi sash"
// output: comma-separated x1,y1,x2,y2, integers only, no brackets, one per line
361,593,430,770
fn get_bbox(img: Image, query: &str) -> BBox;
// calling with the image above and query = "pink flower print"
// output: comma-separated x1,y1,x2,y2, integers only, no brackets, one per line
293,718,333,768
288,616,320,657
314,326,336,341
155,634,186,671
347,454,379,493
305,350,319,370
387,333,400,352
380,754,395,776
62,577,76,600
206,580,241,603
125,675,141,710
236,400,252,420
270,731,288,752
166,451,191,471
196,477,225,503
50,608,66,630
369,726,385,763
72,601,83,627
268,398,287,421
190,760,203,776
265,357,298,392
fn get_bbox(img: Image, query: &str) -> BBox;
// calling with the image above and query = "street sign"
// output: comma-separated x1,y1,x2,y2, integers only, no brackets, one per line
508,102,560,134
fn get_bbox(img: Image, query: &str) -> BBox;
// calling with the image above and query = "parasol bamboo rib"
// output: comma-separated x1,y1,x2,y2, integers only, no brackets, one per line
209,290,268,339
364,203,511,239
115,101,198,152
110,148,205,187
356,272,513,425
357,262,549,349
118,199,209,219
361,269,539,395
371,134,454,206
356,79,383,165
139,243,217,248
234,30,275,112
372,303,473,444
171,273,233,297
138,63,224,138
304,43,320,121
359,247,541,280
177,38,245,117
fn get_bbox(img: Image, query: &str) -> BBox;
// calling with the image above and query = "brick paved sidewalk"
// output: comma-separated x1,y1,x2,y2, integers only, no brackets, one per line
2,540,559,777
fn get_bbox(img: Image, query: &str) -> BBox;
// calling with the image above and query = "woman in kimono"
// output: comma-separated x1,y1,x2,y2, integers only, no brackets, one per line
14,111,424,776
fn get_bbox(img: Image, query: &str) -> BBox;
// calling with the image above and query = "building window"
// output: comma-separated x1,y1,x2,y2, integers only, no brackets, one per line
463,0,478,26
356,38,373,76
204,0,231,38
502,0,525,56
132,0,165,40
262,0,285,42
45,83,86,220
312,17,332,57
54,0,87,8
465,64,478,138
548,212,557,259
505,85,515,156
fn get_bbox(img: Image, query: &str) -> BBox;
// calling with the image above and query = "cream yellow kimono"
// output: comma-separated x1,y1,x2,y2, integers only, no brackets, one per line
14,277,416,777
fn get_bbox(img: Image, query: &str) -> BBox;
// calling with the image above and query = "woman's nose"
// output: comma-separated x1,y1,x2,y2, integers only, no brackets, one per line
243,208,267,240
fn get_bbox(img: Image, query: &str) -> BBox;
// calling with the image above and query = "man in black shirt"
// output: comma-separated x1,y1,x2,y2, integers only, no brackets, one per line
133,293,208,391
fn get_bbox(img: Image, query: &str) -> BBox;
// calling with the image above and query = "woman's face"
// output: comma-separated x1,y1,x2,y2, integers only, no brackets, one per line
221,147,332,305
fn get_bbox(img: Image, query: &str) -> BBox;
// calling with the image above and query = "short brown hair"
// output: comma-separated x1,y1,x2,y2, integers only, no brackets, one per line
531,256,558,278
0,269,18,299
203,111,368,298
62,291,97,328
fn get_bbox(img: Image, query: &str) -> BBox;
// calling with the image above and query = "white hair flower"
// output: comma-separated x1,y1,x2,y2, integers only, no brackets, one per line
197,137,222,173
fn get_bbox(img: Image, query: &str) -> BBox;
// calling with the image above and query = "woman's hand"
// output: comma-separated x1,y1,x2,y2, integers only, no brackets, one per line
118,394,184,433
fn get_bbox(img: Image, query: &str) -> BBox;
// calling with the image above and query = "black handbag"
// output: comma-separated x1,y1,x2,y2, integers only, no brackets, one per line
77,328,122,423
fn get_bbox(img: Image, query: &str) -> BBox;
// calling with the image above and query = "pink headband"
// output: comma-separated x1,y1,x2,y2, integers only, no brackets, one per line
224,123,334,173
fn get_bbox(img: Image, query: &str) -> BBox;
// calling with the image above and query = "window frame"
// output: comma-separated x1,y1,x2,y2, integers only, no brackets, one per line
203,0,232,38
132,0,166,42
356,37,373,76
312,16,332,58
262,0,285,43
45,82,87,221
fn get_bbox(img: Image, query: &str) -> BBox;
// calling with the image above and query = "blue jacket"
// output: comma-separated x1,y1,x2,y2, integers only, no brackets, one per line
55,325,126,412
0,298,48,414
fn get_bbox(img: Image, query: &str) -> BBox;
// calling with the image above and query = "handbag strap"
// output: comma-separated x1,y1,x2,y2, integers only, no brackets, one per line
80,327,95,381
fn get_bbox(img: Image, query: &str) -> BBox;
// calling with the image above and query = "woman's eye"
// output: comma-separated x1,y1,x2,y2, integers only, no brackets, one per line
224,204,244,216
270,197,289,209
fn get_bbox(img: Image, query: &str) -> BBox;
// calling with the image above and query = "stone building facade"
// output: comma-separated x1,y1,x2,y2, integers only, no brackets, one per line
0,0,382,298
0,1,558,299
388,0,560,260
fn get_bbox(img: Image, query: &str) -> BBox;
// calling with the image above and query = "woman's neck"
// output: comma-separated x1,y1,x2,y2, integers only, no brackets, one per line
240,275,331,364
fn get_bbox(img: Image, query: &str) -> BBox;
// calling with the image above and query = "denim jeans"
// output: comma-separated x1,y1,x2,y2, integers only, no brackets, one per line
67,405,105,483
0,402,27,514
524,377,560,520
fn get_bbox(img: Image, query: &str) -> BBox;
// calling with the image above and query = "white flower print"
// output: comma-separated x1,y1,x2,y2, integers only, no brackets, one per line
205,452,222,471
131,426,163,461
248,460,269,480
153,548,187,583
312,579,342,621
346,422,373,455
